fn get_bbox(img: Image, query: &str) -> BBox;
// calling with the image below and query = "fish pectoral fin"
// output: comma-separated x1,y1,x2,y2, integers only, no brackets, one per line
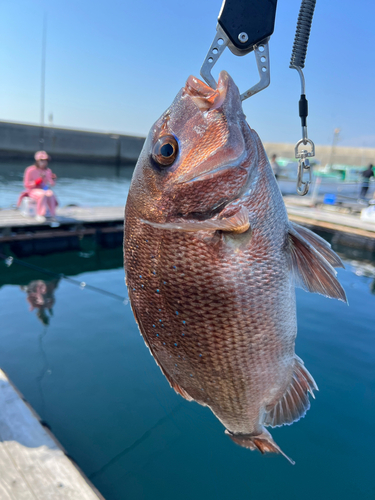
225,428,295,465
141,206,250,234
290,221,344,268
264,356,318,428
288,223,347,303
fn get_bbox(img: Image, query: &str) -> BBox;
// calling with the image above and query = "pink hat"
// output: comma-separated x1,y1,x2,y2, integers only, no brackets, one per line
34,150,50,161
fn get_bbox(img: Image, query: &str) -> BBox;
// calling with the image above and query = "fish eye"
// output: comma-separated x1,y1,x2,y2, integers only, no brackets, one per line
152,135,178,167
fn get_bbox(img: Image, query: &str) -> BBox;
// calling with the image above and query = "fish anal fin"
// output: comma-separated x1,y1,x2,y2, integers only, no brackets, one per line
264,356,318,428
290,222,344,268
225,428,295,465
288,224,347,303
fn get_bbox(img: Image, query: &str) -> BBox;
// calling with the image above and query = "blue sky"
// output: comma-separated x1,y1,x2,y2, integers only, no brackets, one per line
0,0,374,147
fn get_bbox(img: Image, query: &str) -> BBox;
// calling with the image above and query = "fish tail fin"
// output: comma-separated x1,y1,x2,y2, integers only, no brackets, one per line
225,428,295,465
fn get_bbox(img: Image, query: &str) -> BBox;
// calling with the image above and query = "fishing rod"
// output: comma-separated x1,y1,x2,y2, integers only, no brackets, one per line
39,13,47,149
0,252,129,304
200,0,317,196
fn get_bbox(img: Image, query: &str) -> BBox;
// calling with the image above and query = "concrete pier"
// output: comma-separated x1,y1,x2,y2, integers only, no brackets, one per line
0,206,124,257
0,369,104,500
0,200,374,257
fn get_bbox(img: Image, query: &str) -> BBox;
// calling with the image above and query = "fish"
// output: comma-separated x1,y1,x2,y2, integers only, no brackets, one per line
124,71,347,464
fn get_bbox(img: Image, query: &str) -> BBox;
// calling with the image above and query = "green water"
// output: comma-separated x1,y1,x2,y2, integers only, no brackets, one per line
0,244,374,499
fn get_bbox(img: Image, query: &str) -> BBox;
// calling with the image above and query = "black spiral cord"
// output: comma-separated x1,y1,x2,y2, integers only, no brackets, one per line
290,0,316,70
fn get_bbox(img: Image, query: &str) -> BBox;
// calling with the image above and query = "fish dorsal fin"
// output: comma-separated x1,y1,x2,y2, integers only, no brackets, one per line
288,224,347,303
290,222,344,268
264,356,318,428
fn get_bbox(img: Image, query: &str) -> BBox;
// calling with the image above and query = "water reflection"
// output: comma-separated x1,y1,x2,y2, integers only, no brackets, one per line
21,278,60,325
348,260,375,294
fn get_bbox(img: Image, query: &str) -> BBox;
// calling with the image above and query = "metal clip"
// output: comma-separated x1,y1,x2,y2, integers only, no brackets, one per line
294,137,315,196
297,158,311,196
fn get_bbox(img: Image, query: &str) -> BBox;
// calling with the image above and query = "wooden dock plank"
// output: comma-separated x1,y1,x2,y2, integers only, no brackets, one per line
0,370,103,500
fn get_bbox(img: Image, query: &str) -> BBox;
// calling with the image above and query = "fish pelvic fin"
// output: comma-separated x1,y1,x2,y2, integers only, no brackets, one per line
288,223,347,303
168,377,194,401
130,303,194,402
225,428,295,465
264,356,318,428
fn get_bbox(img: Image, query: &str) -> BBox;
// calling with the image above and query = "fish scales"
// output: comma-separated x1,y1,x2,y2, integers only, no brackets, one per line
126,153,295,432
124,71,346,463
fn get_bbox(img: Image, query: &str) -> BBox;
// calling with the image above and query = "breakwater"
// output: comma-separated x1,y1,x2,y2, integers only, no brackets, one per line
0,120,374,166
0,120,144,164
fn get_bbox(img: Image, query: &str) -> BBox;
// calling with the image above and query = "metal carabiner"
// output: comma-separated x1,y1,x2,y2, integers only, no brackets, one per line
294,137,315,196
297,159,311,196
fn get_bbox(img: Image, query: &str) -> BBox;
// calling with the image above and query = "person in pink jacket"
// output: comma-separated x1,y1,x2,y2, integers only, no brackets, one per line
19,151,58,221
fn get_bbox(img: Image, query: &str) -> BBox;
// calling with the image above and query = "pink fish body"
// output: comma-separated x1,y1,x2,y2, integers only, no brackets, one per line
124,72,346,463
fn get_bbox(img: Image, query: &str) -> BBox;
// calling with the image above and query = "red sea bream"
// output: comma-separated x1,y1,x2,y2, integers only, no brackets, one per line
124,71,346,463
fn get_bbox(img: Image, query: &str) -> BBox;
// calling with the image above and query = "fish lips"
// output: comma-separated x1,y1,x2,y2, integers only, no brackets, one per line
184,71,240,113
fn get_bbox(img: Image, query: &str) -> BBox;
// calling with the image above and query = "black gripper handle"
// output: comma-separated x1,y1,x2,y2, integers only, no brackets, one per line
218,0,277,53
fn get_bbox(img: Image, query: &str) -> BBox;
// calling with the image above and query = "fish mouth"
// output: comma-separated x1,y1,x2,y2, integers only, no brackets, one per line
183,74,227,110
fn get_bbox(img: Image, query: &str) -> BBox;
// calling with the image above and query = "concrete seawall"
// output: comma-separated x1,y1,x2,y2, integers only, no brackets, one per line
0,121,145,164
1,120,374,166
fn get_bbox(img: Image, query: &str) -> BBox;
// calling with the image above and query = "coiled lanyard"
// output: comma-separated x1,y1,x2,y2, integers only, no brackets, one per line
290,0,317,195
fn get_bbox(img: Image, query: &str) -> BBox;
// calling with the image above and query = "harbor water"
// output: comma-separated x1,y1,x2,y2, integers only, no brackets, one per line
0,161,374,499
0,160,373,210
0,246,374,499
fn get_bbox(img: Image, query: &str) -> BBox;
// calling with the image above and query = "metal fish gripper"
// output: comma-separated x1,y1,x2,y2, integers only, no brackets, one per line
200,0,277,101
